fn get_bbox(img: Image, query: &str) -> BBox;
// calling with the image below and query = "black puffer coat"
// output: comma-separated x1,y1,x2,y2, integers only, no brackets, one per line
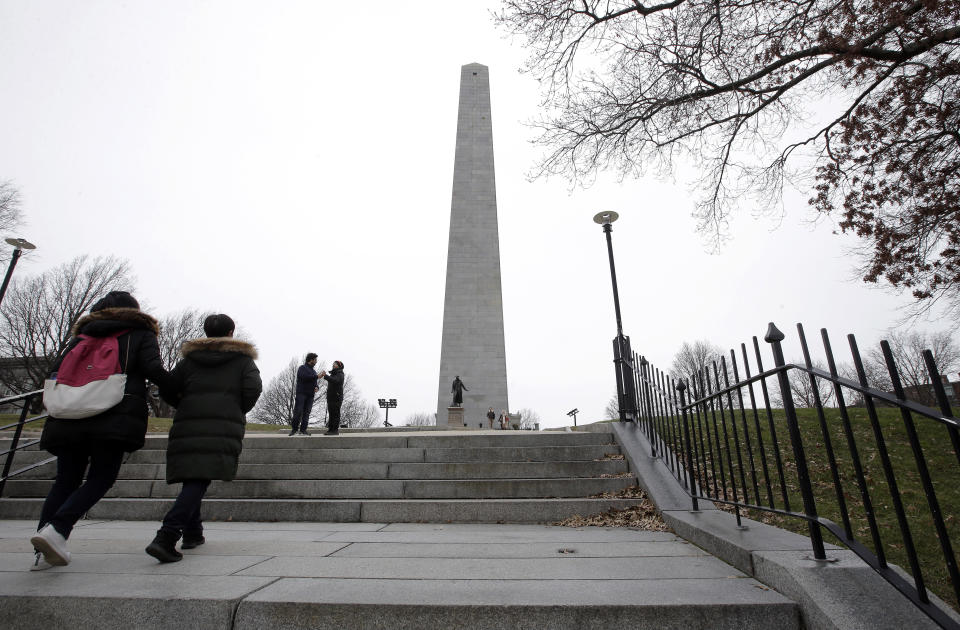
324,366,344,402
160,338,262,483
41,308,167,455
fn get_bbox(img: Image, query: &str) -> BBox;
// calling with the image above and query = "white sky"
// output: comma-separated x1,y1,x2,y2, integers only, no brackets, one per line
0,1,941,429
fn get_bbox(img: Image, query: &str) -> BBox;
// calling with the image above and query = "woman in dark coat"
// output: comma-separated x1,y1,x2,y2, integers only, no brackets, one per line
145,313,261,563
319,361,345,435
31,291,168,570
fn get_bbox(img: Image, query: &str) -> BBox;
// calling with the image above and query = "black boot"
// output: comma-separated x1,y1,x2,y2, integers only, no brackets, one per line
181,530,205,550
145,530,183,563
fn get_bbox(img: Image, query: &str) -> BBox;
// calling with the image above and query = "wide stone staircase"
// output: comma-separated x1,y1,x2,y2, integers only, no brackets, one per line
0,429,811,629
0,431,644,523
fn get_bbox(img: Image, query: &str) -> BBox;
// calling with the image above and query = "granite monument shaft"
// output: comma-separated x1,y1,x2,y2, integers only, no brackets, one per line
436,63,509,426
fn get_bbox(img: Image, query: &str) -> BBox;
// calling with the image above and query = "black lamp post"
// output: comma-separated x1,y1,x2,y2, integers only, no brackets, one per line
0,238,36,307
592,212,638,422
566,408,579,428
377,398,397,427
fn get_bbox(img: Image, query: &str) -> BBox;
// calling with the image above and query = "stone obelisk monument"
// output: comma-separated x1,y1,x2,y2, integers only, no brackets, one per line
436,63,508,427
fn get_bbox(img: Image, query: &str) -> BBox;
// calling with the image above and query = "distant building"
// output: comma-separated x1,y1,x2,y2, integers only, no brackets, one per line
0,356,48,413
900,373,959,408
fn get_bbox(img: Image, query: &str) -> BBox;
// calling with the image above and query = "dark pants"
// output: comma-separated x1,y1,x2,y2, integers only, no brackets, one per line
39,447,125,538
292,392,315,432
160,479,211,537
327,397,342,431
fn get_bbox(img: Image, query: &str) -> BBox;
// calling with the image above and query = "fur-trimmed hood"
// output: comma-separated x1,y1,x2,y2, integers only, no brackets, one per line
181,337,258,360
72,307,160,336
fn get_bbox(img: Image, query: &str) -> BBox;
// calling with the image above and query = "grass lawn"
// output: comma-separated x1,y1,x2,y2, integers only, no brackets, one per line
675,405,960,610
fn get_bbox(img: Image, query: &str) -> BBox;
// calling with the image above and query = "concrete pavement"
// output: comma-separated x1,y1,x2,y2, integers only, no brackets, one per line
0,519,799,630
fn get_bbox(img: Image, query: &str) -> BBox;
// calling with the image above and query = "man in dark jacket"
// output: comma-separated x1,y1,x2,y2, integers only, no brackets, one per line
320,360,345,435
31,291,168,570
146,313,261,563
290,352,319,436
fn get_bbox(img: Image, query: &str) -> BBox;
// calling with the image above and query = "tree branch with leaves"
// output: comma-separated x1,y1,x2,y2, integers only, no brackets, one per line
497,0,960,320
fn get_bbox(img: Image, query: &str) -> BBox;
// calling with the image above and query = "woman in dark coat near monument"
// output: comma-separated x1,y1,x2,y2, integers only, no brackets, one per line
145,313,261,563
31,291,168,570
320,361,345,435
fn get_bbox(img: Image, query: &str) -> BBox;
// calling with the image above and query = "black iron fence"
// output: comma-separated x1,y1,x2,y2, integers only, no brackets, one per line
630,322,960,629
0,389,52,497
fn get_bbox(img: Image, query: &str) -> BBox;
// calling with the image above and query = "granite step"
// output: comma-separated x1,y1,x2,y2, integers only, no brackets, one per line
1,431,636,524
76,432,618,450
14,460,630,480
0,520,802,630
0,497,647,523
1,477,637,500
5,444,623,465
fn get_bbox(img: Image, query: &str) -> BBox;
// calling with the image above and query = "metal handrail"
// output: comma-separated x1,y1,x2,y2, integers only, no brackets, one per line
0,389,51,497
630,322,960,629
0,388,42,405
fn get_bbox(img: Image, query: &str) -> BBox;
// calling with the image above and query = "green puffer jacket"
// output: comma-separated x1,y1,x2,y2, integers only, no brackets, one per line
160,337,262,483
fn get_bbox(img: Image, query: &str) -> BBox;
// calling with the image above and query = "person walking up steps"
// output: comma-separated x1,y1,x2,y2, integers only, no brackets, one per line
145,314,261,563
320,361,345,435
31,291,169,570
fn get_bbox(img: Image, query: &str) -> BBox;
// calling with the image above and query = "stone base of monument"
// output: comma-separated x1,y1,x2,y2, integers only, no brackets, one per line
446,406,464,427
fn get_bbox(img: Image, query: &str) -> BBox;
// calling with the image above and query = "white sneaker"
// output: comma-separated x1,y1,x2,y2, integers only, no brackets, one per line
29,551,55,571
30,524,71,567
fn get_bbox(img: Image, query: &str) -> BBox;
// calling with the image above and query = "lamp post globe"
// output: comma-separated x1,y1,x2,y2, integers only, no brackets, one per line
4,238,36,251
592,211,619,225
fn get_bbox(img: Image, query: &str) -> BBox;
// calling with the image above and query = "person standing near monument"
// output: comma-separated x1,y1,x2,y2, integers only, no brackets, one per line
145,313,261,563
290,353,320,436
451,376,468,407
320,361,345,435
487,407,496,429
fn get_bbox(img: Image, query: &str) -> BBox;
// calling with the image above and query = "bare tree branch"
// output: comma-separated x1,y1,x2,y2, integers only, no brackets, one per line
0,256,134,394
497,0,960,320
671,339,724,381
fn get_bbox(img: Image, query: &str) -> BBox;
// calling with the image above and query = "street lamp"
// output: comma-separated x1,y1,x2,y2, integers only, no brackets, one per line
592,212,638,422
377,398,397,427
566,408,579,428
0,238,36,307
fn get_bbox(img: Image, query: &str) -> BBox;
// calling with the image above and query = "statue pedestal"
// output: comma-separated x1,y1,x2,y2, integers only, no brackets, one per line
447,406,464,427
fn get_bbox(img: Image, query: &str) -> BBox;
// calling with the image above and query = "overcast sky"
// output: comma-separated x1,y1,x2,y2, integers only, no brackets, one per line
0,1,943,429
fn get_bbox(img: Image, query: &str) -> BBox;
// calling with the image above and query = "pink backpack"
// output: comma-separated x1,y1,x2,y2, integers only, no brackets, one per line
43,330,129,419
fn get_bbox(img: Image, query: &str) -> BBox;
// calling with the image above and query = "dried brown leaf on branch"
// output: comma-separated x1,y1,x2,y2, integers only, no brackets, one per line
496,0,960,321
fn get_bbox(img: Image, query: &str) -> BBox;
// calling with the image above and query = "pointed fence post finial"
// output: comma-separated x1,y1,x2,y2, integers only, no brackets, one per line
675,380,687,392
765,322,785,343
